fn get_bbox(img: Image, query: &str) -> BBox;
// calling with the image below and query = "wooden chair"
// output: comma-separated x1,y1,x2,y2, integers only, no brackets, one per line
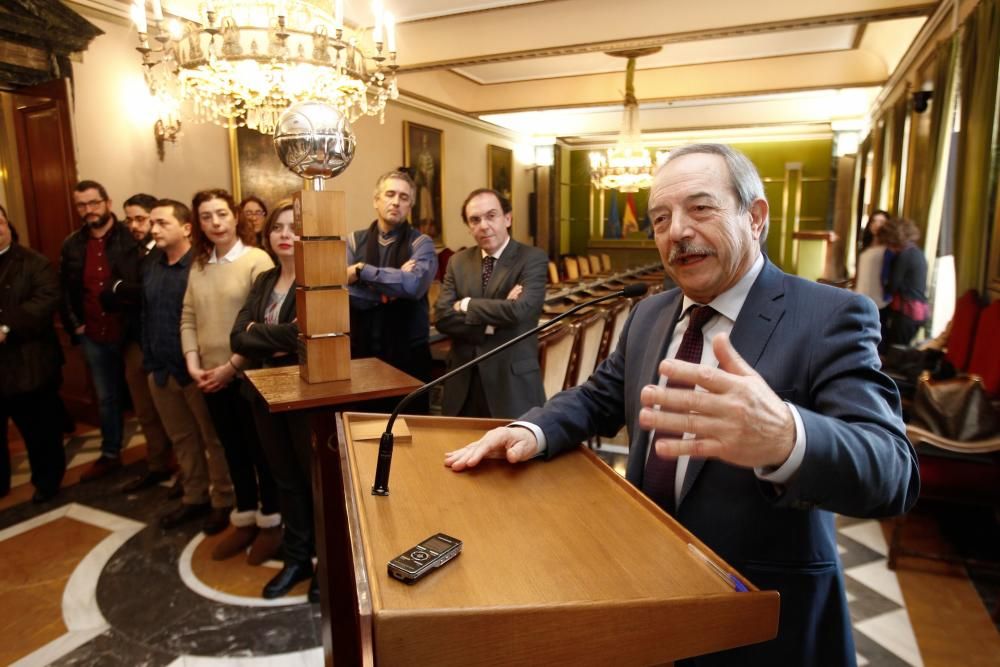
577,255,592,277
567,309,611,388
588,254,606,275
538,323,578,400
427,280,442,324
547,261,560,285
601,253,613,272
563,256,580,281
597,298,633,365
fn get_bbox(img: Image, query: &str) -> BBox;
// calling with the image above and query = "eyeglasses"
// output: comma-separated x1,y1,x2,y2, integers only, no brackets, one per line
75,199,106,211
244,210,266,218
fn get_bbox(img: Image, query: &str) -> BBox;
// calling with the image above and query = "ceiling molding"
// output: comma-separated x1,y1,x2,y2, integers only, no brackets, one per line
397,4,936,74
392,93,523,141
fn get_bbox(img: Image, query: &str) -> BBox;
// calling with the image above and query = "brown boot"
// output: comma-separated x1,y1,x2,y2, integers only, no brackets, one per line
247,526,283,566
211,525,258,561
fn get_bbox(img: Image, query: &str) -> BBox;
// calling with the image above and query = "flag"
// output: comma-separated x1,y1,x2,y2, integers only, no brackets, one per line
622,193,639,235
604,193,621,239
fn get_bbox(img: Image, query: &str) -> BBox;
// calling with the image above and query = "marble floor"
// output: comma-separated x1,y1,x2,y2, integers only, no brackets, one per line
2,422,999,665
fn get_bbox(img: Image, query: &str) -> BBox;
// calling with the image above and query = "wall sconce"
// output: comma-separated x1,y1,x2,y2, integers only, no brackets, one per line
533,144,554,167
154,118,181,161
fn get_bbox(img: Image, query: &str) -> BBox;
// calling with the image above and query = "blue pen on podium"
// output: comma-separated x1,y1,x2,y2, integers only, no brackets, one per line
687,543,749,592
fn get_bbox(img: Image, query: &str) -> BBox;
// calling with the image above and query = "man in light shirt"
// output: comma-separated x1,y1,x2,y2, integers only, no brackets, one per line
444,144,919,667
434,188,547,418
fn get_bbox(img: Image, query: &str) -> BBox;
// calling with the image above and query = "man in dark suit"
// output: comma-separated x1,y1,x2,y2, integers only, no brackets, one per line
434,188,547,418
445,144,919,666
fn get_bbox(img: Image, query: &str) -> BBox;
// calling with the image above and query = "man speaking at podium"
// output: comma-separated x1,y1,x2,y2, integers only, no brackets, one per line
445,144,919,666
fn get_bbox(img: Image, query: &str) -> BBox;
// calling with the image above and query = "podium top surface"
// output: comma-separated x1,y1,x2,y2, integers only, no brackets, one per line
338,413,778,664
243,359,421,412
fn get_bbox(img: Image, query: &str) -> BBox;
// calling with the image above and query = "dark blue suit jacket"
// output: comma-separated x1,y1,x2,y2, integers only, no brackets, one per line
522,259,919,666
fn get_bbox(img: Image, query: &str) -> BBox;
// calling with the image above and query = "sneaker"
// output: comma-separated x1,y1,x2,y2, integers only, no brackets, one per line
79,456,122,482
159,502,211,529
203,507,231,536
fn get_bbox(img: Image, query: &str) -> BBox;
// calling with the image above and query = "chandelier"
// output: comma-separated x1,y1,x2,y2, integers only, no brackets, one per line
589,50,659,193
130,0,399,135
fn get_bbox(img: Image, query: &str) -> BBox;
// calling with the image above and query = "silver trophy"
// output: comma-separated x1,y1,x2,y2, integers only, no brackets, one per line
273,101,356,190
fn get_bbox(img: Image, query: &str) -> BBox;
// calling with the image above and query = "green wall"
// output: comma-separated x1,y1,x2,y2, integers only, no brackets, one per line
569,138,835,273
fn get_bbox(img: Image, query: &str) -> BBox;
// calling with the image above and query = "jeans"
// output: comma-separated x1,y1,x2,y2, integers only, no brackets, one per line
80,335,126,458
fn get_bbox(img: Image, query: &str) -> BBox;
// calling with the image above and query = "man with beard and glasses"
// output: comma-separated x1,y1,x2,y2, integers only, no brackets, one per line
444,144,919,666
60,180,141,481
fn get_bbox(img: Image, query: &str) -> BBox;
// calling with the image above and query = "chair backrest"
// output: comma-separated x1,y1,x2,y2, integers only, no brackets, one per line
547,261,559,285
598,298,633,363
568,309,610,387
945,289,982,372
563,256,580,280
601,253,613,272
967,300,1000,395
588,254,603,273
577,255,592,276
538,323,578,399
427,280,442,323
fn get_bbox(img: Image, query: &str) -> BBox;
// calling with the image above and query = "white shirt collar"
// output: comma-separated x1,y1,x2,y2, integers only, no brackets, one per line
681,252,765,322
145,238,156,252
208,239,246,264
481,235,512,261
0,243,10,256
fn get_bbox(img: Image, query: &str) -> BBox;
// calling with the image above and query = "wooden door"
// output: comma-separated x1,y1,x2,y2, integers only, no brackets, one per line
11,78,97,424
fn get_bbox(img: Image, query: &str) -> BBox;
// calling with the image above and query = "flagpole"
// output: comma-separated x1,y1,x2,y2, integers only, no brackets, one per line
598,188,605,238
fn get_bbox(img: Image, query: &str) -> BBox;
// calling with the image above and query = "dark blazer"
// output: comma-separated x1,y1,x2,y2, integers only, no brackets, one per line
0,244,63,395
434,239,548,418
58,219,140,343
522,258,919,667
230,267,299,369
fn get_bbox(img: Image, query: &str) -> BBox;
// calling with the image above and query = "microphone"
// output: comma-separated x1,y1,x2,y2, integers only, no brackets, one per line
371,281,648,495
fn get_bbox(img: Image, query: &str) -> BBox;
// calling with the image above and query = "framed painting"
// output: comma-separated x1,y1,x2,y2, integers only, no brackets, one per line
403,121,444,245
487,144,513,207
229,126,302,208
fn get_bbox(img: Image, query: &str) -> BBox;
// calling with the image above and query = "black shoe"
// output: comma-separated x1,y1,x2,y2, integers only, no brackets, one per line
166,481,184,500
121,469,172,493
308,573,320,604
263,561,314,599
32,488,59,504
160,502,211,529
203,506,231,536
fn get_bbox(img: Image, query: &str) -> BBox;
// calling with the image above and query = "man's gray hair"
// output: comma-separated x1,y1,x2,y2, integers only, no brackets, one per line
659,143,769,241
373,170,416,198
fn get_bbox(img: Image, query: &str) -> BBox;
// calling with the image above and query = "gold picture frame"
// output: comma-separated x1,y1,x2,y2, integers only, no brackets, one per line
487,144,513,209
403,121,444,246
228,126,302,206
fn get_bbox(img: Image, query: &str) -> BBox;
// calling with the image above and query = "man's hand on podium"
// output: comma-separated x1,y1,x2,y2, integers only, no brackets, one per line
444,426,539,471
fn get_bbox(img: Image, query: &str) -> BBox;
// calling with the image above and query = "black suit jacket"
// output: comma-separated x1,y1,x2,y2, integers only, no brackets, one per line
434,239,548,418
522,259,919,666
230,267,299,369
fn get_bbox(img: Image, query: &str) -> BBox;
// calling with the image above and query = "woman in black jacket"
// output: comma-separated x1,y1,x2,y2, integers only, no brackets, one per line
0,205,66,502
230,200,317,601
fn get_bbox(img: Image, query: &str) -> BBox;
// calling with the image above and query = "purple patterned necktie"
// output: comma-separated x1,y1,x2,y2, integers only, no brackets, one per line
482,255,496,292
641,305,716,513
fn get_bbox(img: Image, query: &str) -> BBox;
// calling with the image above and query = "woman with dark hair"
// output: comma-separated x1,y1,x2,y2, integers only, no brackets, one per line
230,201,318,601
180,189,281,564
859,209,891,253
0,204,66,502
882,217,929,347
239,195,268,246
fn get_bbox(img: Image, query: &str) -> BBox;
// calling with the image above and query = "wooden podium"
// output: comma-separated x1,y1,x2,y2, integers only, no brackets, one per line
330,412,779,666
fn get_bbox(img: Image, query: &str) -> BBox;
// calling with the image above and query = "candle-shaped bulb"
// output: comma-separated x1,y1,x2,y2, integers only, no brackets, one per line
373,0,384,43
131,1,148,33
152,0,163,21
335,0,344,29
386,12,395,52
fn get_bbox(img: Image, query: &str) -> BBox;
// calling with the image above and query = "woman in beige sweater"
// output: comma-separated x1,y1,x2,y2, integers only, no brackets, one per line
180,189,281,564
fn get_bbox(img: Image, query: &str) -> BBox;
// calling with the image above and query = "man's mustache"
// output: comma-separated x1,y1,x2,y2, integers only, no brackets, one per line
668,240,717,264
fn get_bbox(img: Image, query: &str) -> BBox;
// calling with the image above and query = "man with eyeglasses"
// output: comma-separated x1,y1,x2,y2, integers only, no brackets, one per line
346,170,437,410
59,180,141,481
433,188,547,418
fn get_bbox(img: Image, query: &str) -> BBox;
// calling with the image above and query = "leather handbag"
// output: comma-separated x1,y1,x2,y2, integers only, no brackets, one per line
912,373,1000,441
